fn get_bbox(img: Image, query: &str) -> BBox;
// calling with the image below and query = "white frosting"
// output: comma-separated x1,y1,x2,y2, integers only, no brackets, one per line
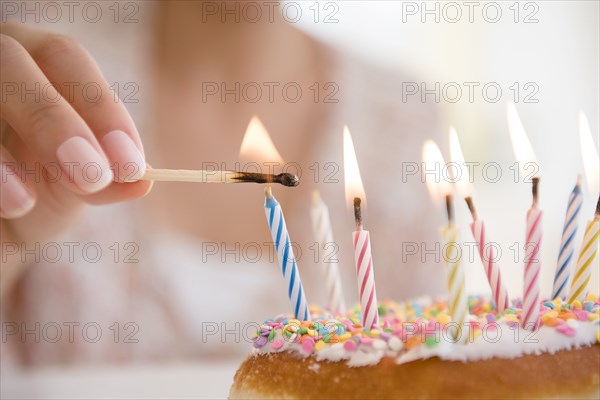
397,320,599,364
315,343,345,362
254,318,599,367
347,349,385,367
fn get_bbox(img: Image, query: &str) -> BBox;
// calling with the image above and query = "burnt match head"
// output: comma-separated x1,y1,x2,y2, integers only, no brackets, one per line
275,173,300,187
234,172,299,187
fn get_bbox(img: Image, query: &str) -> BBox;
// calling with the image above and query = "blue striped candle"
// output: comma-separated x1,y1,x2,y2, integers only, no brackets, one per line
264,187,310,320
552,179,583,300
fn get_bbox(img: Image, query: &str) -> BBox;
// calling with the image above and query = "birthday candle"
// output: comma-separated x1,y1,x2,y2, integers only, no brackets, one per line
344,127,380,330
567,113,600,303
264,187,310,320
469,215,510,312
507,103,542,331
552,179,583,300
423,140,469,342
352,199,380,330
522,178,543,331
310,191,346,315
567,199,600,304
440,221,469,342
449,127,509,312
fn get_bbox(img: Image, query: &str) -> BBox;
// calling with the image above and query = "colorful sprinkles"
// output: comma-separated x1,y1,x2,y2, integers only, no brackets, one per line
252,295,600,354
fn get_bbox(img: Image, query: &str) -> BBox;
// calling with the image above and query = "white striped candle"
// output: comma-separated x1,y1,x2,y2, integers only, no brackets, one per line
310,191,346,315
552,180,583,300
264,187,310,320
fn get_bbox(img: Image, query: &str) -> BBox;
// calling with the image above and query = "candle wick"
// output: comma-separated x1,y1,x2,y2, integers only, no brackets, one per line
311,190,321,206
353,197,363,230
445,194,454,227
532,177,540,207
595,196,600,217
465,196,478,221
265,185,273,198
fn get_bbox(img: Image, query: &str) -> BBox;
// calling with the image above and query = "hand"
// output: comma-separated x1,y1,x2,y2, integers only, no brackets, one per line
0,23,152,276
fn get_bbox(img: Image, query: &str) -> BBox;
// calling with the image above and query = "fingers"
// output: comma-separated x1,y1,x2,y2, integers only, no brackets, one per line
1,126,87,238
2,23,146,182
0,33,113,194
0,145,35,219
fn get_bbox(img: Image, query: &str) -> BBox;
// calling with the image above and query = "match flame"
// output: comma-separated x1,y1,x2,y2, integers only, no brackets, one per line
423,140,451,204
239,116,284,164
579,112,599,196
343,126,367,209
449,126,473,198
507,103,538,180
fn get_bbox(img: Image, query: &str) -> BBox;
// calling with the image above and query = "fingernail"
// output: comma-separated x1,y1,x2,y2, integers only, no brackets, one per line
0,163,35,218
56,137,114,193
100,130,146,182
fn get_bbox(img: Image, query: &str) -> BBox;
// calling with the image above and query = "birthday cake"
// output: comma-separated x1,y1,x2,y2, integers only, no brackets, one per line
229,296,600,399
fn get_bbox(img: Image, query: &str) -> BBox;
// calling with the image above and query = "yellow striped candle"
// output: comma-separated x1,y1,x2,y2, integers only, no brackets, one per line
568,113,600,303
440,224,469,343
567,198,600,303
423,140,469,343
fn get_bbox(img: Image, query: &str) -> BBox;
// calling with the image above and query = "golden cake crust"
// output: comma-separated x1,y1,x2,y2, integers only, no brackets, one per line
229,344,600,399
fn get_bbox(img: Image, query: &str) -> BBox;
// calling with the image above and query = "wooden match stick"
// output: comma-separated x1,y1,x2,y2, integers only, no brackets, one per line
127,168,299,187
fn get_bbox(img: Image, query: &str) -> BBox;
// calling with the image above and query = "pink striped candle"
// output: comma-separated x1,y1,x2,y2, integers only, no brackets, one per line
343,127,379,330
352,198,379,329
450,128,510,313
507,104,543,331
522,178,543,331
465,198,510,312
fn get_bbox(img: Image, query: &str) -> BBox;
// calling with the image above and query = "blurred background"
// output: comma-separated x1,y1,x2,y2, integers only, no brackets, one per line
1,1,598,398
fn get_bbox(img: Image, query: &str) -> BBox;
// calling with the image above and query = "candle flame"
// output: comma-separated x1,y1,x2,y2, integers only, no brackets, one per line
579,112,599,196
449,127,473,198
422,140,451,204
507,103,539,180
239,116,284,164
343,126,367,209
